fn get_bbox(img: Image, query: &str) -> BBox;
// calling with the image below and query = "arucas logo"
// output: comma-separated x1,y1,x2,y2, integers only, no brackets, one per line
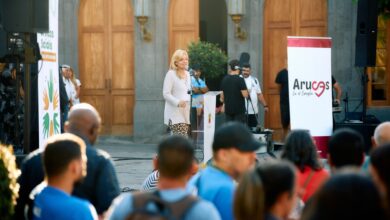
292,78,330,97
312,81,326,97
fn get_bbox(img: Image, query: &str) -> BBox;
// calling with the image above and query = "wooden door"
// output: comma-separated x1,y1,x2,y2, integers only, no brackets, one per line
263,0,327,141
169,0,199,58
79,0,134,134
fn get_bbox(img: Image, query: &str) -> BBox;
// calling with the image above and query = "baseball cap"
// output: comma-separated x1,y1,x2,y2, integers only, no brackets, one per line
212,122,264,152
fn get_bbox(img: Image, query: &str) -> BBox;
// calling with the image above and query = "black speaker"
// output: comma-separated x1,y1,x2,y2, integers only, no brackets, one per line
355,0,378,67
1,0,48,33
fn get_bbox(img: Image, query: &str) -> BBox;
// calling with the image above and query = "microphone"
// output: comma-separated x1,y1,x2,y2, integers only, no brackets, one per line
189,69,196,76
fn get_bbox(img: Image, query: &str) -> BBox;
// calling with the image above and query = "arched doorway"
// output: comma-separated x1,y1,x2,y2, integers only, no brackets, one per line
168,0,199,58
78,0,135,134
263,0,327,141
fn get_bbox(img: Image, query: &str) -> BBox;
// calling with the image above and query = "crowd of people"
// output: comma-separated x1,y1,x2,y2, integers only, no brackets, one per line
1,49,390,220
2,107,390,219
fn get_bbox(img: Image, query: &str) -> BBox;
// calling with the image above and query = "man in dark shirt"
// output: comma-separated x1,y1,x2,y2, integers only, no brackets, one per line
275,68,289,140
220,59,248,123
15,103,120,219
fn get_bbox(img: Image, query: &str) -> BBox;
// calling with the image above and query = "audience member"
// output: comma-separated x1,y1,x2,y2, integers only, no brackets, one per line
373,121,390,147
328,128,365,171
141,155,199,192
15,103,120,219
32,133,97,220
106,135,220,220
281,130,329,202
370,143,390,217
234,161,298,220
188,122,261,220
301,170,386,220
362,121,390,171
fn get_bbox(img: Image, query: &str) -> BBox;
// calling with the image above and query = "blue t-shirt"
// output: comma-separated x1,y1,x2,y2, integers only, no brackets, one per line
191,76,207,108
188,166,236,220
33,185,97,220
106,188,221,220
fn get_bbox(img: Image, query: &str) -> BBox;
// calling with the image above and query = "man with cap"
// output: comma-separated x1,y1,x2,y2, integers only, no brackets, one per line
188,122,262,220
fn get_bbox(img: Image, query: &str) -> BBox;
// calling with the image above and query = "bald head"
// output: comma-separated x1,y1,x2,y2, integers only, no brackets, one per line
65,103,101,144
373,122,390,146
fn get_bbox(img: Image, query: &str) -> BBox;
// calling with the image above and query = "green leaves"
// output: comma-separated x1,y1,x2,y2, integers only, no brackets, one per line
43,112,50,138
53,113,60,135
188,41,227,79
48,71,54,102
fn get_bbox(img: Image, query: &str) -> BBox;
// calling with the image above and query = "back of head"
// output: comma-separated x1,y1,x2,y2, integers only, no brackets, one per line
301,171,386,220
229,59,240,71
371,143,390,204
374,122,390,146
43,133,86,178
328,128,364,168
66,103,101,143
157,135,194,179
234,161,296,220
212,122,261,155
257,161,296,212
281,130,320,171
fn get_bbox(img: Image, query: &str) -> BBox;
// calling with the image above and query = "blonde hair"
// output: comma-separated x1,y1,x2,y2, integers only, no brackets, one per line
234,168,265,220
169,49,188,70
69,68,78,88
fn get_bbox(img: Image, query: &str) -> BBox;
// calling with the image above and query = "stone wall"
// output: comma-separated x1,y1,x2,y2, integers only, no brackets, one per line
57,0,390,142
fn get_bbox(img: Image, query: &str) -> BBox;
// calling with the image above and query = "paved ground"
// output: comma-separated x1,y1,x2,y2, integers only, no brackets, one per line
95,135,283,191
95,136,157,191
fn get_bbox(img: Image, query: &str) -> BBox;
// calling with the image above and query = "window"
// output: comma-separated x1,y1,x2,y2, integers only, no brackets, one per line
368,16,390,106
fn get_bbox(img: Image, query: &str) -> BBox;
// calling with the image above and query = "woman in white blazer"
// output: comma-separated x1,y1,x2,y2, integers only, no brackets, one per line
163,49,191,137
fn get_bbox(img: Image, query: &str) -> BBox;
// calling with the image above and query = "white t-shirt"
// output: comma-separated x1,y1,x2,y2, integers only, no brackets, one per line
244,75,262,114
72,79,81,104
63,77,74,102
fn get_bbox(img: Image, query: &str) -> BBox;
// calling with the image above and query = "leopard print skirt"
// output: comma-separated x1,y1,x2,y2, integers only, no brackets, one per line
170,123,190,137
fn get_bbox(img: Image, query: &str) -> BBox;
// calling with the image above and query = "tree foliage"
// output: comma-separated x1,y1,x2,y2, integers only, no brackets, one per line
188,41,227,79
0,145,20,220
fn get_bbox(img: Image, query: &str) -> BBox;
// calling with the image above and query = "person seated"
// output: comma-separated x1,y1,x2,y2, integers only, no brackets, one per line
32,133,98,220
106,136,220,220
370,143,390,218
281,130,329,202
301,169,386,220
233,161,298,220
328,128,365,172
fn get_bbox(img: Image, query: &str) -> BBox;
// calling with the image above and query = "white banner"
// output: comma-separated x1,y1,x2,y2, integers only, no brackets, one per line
203,91,221,163
287,37,332,157
37,0,60,148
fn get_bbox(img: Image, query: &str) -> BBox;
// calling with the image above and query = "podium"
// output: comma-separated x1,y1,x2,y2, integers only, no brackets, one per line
199,91,221,163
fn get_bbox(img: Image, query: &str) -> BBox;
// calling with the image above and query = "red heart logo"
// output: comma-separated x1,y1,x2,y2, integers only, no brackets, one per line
312,81,325,97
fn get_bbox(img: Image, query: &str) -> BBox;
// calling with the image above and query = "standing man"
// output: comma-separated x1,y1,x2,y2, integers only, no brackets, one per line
275,68,289,140
188,122,261,220
59,65,70,132
32,133,97,220
220,59,248,123
332,76,342,105
241,63,268,128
